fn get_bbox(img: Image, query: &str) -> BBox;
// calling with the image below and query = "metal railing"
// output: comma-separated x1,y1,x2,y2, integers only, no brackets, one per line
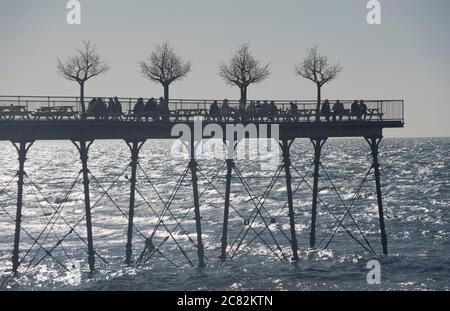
0,95,405,123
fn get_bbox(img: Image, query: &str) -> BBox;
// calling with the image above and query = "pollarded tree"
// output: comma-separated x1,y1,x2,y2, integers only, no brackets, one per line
219,43,271,105
139,41,192,102
295,45,343,122
57,40,110,117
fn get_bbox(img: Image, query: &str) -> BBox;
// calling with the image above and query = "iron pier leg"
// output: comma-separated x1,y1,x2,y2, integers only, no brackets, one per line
125,140,145,265
190,139,205,267
310,138,326,249
220,158,234,260
11,141,33,275
73,140,96,272
281,138,299,261
367,137,388,255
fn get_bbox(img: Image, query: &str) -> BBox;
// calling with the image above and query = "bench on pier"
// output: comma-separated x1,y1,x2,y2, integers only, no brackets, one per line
283,109,316,122
33,106,78,120
172,109,208,121
85,112,124,120
366,108,384,121
0,105,30,120
125,110,159,121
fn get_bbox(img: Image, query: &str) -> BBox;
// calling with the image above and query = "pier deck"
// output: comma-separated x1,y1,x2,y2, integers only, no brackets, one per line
0,96,404,141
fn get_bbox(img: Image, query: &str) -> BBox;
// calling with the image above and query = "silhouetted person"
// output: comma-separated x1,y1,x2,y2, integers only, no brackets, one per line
255,101,262,110
290,102,298,119
333,99,345,122
321,99,331,122
245,101,255,121
107,98,115,119
209,100,220,120
145,98,157,121
351,100,361,120
269,101,277,121
134,97,145,120
158,97,169,121
113,97,122,115
221,99,230,115
261,100,270,118
87,98,97,115
239,99,246,112
359,100,368,120
95,97,107,120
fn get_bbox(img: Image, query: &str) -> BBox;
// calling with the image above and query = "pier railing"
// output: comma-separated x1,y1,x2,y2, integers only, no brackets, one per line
0,95,404,123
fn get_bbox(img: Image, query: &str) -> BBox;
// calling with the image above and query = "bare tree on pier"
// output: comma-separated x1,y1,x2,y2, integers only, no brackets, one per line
219,43,271,105
295,45,343,122
57,40,110,118
139,40,192,103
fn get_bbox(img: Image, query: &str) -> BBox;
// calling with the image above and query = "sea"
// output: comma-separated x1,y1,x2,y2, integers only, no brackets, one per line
0,138,449,291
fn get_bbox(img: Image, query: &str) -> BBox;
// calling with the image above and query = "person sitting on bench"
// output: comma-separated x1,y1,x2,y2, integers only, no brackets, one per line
133,98,145,120
145,97,158,121
351,100,361,120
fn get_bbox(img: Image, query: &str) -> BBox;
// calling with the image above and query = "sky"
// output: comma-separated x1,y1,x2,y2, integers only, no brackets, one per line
0,0,449,137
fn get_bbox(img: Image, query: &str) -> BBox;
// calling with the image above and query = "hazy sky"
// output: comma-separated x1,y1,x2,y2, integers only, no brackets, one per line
0,0,449,137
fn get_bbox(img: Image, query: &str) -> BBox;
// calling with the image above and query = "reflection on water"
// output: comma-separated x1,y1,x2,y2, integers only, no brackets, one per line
0,138,449,290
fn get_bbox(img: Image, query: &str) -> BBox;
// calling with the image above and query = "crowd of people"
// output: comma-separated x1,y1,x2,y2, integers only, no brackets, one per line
86,96,169,120
132,97,169,120
85,97,370,122
209,99,279,120
87,97,122,119
320,99,369,122
209,99,370,122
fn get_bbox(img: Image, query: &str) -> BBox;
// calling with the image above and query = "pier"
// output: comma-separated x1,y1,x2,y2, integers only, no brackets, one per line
0,96,404,274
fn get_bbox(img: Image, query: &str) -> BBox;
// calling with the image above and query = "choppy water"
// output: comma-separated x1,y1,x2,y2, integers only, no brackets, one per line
0,138,449,291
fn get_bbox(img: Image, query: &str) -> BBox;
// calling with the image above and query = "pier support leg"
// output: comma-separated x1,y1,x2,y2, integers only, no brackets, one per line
11,141,33,274
220,158,234,260
189,140,205,267
73,140,96,272
310,138,327,249
125,140,145,265
281,138,299,261
366,137,388,255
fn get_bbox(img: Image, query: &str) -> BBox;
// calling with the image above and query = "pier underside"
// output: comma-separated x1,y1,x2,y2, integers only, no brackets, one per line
0,120,402,141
